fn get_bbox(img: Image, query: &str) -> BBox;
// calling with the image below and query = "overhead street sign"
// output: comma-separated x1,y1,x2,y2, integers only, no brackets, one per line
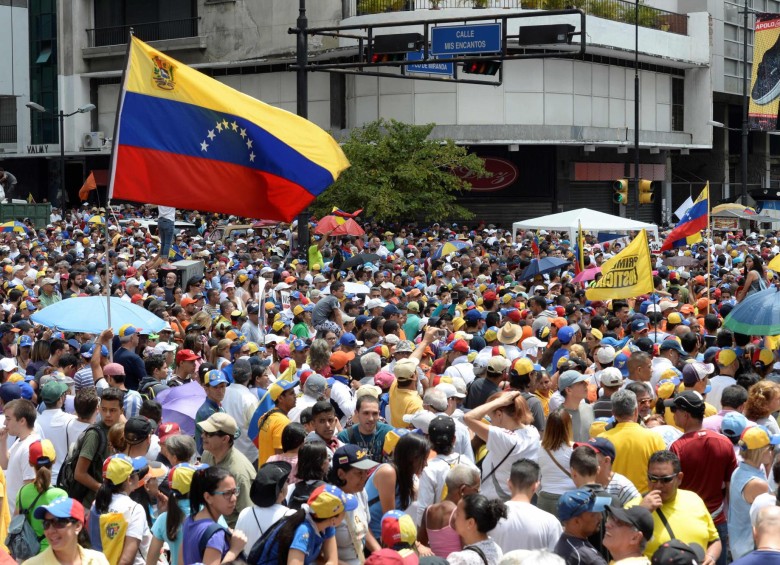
430,23,502,56
405,50,454,76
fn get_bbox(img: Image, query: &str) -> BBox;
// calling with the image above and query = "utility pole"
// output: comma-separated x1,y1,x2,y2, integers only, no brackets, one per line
741,0,749,204
295,0,310,257
633,0,640,221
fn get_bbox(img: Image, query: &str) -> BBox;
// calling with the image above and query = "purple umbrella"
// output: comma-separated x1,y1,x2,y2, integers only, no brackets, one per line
159,381,206,436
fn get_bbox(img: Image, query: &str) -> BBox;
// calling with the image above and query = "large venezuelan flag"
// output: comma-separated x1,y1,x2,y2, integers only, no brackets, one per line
109,37,349,222
660,183,709,251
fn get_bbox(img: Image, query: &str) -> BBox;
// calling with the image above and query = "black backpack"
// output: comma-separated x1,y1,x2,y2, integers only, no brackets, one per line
287,480,324,512
246,514,293,565
57,424,107,500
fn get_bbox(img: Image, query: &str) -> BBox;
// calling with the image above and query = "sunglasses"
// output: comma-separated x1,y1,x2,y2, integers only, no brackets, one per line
42,518,77,530
647,473,677,484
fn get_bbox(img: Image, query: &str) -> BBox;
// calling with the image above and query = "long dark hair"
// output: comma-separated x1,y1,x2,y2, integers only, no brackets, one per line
189,466,231,517
393,434,430,509
461,493,508,534
745,254,765,279
296,443,328,482
166,488,188,541
95,478,125,515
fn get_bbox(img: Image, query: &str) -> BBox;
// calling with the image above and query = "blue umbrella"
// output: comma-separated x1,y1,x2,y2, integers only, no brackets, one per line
723,285,780,336
519,257,571,281
30,296,167,334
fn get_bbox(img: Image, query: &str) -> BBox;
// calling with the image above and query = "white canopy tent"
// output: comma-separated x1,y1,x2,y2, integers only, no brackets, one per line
512,208,659,243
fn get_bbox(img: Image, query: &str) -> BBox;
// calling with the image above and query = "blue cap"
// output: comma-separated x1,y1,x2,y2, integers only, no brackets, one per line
0,382,21,403
18,382,34,400
356,315,370,327
291,338,309,352
339,333,360,347
557,326,575,345
464,309,486,323
558,370,588,392
203,370,229,387
614,353,629,377
19,335,33,348
659,339,685,355
721,412,749,441
557,488,612,521
631,320,648,333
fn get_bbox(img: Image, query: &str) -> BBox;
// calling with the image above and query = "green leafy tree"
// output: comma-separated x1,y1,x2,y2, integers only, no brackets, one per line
313,119,487,222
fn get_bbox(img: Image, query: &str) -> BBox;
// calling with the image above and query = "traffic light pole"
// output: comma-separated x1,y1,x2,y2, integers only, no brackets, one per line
633,0,640,221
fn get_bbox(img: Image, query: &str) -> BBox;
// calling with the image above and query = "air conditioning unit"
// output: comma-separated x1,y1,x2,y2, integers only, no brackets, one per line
82,131,105,151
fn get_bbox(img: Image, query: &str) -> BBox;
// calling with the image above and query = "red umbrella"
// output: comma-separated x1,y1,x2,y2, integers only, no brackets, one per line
572,267,601,283
330,218,365,237
314,215,344,235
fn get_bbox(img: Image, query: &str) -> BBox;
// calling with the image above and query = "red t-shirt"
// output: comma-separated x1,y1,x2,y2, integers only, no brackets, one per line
670,428,737,525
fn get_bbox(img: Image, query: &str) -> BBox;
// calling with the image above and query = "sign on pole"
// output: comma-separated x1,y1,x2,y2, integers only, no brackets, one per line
406,50,454,76
430,23,502,56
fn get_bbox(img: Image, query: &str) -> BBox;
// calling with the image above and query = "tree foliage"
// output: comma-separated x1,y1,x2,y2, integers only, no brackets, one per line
312,119,487,222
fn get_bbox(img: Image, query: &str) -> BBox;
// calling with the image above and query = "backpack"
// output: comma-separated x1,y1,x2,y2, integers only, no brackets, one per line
246,514,293,565
5,488,46,561
288,480,325,512
57,423,107,500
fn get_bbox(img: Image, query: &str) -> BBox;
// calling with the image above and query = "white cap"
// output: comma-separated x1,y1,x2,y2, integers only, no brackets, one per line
436,382,466,399
403,410,436,434
596,345,617,364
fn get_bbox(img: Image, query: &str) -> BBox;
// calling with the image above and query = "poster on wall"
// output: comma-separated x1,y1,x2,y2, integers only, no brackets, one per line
749,13,780,130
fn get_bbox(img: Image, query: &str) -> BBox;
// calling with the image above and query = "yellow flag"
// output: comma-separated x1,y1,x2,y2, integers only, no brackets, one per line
585,229,654,301
768,254,780,274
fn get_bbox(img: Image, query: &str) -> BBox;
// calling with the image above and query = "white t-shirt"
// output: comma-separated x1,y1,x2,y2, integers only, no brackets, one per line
489,500,563,551
480,426,540,500
416,453,479,525
158,206,176,221
36,409,76,482
707,375,737,412
6,432,40,514
222,384,261,463
538,444,576,495
235,503,295,553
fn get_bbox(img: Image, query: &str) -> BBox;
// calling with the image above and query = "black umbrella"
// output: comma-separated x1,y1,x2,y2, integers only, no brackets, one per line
341,253,382,270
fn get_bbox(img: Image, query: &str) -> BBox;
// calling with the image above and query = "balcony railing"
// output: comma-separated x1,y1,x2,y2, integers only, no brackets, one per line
86,17,201,48
0,125,17,144
352,0,687,35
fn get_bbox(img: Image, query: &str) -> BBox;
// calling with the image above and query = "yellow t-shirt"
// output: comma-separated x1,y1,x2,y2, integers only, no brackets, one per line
257,410,290,467
626,489,718,558
308,244,324,270
663,402,717,429
599,421,667,494
388,381,423,429
0,467,9,552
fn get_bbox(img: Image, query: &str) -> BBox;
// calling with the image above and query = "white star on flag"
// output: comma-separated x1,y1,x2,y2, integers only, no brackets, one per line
200,141,209,152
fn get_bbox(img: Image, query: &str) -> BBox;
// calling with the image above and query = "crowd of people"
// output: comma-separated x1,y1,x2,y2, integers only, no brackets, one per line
0,203,779,565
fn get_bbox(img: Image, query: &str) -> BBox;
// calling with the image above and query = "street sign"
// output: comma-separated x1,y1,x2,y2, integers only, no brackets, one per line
405,50,454,76
430,23,502,56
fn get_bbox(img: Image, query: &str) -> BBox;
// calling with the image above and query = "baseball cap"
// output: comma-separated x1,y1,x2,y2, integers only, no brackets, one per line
557,326,575,344
487,356,510,374
464,309,486,323
443,339,469,355
28,439,56,467
651,540,705,565
197,413,240,438
118,324,140,338
511,357,535,376
659,339,685,355
303,374,329,398
605,505,654,541
670,390,705,416
203,369,229,387
307,484,358,519
339,333,363,348
103,454,147,485
365,548,419,565
630,320,648,333
167,462,203,495
330,351,355,372
269,378,300,402
375,370,395,389
428,415,456,443
614,353,629,377
381,509,417,548
721,412,749,442
681,362,714,387
717,348,738,367
124,416,154,444
403,410,436,433
573,437,616,462
436,383,466,399
251,461,293,507
103,363,125,377
394,358,419,382
157,422,181,443
739,425,780,451
753,348,775,369
33,497,86,524
333,444,380,471
558,369,588,392
40,380,68,404
557,488,611,521
395,340,415,354
176,349,199,362
596,346,616,364
599,367,624,387
0,382,21,403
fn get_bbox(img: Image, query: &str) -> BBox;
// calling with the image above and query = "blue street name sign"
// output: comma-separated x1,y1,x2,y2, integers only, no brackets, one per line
430,23,502,56
406,50,454,76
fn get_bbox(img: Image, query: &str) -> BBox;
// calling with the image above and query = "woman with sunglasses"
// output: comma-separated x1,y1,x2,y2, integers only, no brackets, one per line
181,466,247,565
24,497,108,564
88,454,152,565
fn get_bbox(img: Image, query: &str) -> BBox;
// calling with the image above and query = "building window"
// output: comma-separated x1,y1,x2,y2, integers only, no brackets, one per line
91,0,198,47
29,0,58,145
0,98,17,144
672,77,684,132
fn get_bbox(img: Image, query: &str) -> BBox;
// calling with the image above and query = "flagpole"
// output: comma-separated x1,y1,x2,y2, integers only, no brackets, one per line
706,181,711,308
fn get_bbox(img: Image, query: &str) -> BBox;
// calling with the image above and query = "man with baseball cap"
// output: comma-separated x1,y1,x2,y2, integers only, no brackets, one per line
199,412,256,527
554,488,612,565
709,349,738,412
603,505,654,565
669,390,736,560
112,324,145,391
592,367,624,420
255,378,299,466
465,356,508,410
651,339,685,389
169,349,199,387
195,369,230,454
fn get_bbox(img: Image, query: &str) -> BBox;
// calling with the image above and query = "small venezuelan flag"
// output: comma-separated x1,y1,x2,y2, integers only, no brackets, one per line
109,37,350,222
661,183,708,251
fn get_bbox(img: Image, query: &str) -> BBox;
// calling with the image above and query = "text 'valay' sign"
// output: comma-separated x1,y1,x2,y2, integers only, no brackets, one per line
430,23,502,56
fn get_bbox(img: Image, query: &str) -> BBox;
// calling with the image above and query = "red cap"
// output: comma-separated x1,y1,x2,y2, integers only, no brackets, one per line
483,291,497,301
157,422,181,443
175,349,199,362
449,339,469,354
507,309,521,323
131,294,144,304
